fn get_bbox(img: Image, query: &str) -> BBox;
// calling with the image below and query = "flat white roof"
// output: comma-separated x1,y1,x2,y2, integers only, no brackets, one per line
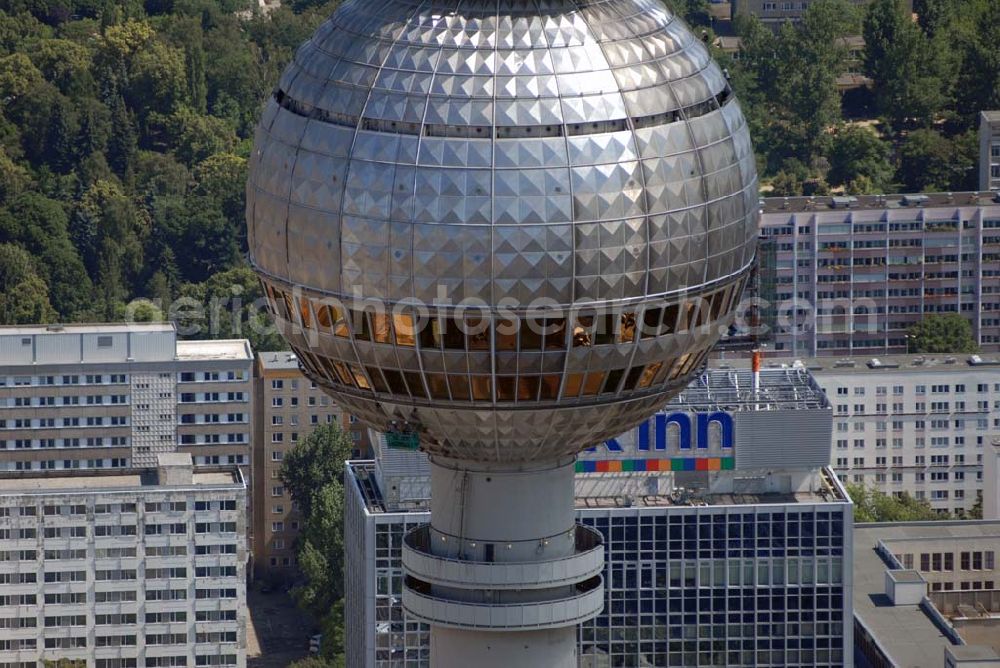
176,339,252,361
0,323,175,336
0,470,241,494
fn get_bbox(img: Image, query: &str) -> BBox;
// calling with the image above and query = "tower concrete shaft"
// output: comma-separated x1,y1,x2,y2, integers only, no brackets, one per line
401,458,605,666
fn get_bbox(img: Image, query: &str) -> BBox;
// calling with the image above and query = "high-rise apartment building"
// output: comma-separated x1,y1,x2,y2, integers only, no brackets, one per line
731,0,910,28
345,369,854,667
725,354,1000,516
979,111,1000,192
0,454,248,668
0,324,253,474
758,192,1000,356
251,350,371,579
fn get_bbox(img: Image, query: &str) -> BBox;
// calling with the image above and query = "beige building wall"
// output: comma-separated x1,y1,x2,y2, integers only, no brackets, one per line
252,351,371,580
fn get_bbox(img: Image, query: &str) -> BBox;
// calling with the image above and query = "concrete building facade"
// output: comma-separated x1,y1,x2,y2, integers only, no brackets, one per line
0,454,248,668
757,192,1000,357
731,0,910,28
0,324,253,474
737,354,1000,516
853,521,1000,667
251,350,371,580
979,111,1000,192
345,369,854,667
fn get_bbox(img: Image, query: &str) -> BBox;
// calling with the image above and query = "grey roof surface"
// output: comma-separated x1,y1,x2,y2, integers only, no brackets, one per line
760,191,1000,214
853,522,1000,667
719,353,1000,374
257,350,303,370
0,322,175,335
0,470,241,494
175,339,252,361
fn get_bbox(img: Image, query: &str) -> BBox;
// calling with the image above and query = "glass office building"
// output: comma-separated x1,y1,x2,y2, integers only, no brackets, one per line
345,369,854,667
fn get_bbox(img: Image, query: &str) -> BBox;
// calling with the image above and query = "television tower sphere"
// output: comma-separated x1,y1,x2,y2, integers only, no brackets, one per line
246,0,758,463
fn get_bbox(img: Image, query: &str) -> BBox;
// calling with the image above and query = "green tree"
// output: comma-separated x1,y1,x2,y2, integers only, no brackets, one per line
849,484,948,522
30,38,94,96
906,314,979,354
826,125,893,192
954,0,1000,125
863,0,947,131
279,422,353,520
0,193,93,318
279,423,352,616
128,39,187,118
107,93,138,177
0,243,57,325
0,148,31,200
897,129,977,193
766,0,857,162
175,265,284,351
155,106,237,166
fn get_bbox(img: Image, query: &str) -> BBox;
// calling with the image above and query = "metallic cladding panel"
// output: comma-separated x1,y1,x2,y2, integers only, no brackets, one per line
247,0,760,460
733,409,834,470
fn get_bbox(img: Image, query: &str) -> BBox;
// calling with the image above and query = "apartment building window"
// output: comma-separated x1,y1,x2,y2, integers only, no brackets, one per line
836,439,847,449
271,451,283,462
853,439,864,449
891,473,903,483
271,522,284,532
893,385,904,396
271,415,283,426
272,397,283,407
271,380,283,390
271,433,283,443
271,486,283,497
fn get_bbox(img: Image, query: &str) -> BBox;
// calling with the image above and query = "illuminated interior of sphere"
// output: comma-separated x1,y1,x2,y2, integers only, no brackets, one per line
246,0,759,462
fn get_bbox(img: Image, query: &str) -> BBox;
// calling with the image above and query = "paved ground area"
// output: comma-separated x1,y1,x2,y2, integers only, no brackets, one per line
247,587,314,668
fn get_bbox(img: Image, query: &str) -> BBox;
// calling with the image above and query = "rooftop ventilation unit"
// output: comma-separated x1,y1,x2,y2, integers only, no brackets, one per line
902,194,929,206
830,196,858,209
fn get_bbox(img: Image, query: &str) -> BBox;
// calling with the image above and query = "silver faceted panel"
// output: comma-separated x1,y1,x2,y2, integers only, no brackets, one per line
247,0,759,462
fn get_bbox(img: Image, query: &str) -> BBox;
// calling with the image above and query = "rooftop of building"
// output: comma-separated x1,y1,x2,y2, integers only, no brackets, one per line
0,322,175,336
853,521,1000,668
175,338,252,361
0,464,244,495
665,367,829,412
981,110,1000,123
347,458,847,515
759,190,1000,215
721,353,1000,375
257,350,303,370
